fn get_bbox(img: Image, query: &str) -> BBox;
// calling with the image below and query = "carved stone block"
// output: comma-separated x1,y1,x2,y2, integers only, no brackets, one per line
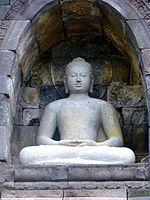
0,95,11,128
123,126,148,156
40,85,66,108
127,19,150,49
1,189,63,199
122,107,148,125
0,50,15,76
18,87,39,108
107,85,146,108
12,126,38,164
15,165,68,182
141,49,150,75
0,126,10,162
23,108,42,126
64,18,102,38
111,57,130,84
1,20,30,51
61,0,101,19
32,2,65,53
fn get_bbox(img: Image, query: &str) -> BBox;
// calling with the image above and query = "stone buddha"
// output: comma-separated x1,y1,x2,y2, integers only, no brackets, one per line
19,57,135,165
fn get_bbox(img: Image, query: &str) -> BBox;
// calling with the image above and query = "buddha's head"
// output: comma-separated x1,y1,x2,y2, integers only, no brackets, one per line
64,57,93,94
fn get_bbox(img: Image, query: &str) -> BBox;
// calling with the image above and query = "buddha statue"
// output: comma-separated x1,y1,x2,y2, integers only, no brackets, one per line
19,57,135,165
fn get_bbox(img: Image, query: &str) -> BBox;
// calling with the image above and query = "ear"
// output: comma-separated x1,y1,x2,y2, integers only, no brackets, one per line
63,76,69,94
89,77,94,93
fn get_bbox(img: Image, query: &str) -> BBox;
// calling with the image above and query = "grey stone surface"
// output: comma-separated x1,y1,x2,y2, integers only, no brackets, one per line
0,164,14,183
0,50,16,76
100,0,139,20
67,181,150,190
22,108,42,126
18,86,39,108
0,95,11,128
12,126,38,164
1,20,30,51
0,76,13,96
122,107,148,125
17,0,55,20
15,165,68,182
127,19,150,49
141,49,150,75
107,85,146,108
0,6,10,20
134,165,148,180
14,107,22,125
64,198,126,200
39,85,66,108
15,181,68,190
11,181,150,191
2,181,15,190
1,189,63,198
68,165,139,181
0,126,10,161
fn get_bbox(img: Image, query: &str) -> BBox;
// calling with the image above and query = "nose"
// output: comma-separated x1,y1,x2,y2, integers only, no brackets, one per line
76,74,81,82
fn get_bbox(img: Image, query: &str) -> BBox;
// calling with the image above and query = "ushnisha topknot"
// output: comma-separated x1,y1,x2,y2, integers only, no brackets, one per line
65,57,93,76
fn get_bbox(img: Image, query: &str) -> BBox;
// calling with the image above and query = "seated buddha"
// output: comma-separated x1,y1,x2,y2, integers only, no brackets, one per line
19,57,135,165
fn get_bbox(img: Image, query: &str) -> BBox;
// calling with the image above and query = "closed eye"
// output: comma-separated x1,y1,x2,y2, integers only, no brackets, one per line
70,74,76,77
81,74,86,77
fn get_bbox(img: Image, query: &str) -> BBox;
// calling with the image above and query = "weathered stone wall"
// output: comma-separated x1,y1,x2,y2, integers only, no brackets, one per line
12,35,148,164
0,163,150,199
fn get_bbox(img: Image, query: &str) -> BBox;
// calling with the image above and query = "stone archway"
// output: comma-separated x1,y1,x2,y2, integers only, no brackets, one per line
0,0,150,167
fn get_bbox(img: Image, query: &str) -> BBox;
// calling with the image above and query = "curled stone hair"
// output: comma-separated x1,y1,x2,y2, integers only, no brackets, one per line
65,57,93,76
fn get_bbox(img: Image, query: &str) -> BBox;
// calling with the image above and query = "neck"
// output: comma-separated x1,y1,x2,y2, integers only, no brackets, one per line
69,93,89,100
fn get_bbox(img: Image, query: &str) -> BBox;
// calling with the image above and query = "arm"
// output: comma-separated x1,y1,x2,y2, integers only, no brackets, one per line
98,102,123,147
37,104,58,145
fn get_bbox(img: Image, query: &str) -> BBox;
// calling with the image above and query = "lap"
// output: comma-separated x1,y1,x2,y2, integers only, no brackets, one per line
20,145,135,164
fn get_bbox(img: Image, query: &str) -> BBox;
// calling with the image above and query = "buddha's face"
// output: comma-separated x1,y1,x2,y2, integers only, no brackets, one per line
65,64,92,94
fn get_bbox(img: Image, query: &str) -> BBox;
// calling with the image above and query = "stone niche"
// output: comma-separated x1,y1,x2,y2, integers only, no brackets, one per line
12,34,148,164
4,0,148,165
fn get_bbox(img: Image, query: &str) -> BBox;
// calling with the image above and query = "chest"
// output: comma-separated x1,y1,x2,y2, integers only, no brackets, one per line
57,101,100,123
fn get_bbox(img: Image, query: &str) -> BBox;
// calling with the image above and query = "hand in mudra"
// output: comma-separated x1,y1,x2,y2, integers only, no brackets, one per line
57,139,97,146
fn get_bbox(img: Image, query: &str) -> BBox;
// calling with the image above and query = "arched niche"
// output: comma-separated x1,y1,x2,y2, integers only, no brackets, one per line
0,0,149,166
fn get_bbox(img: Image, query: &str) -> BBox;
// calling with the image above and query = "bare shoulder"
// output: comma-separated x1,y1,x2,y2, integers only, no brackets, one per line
91,98,115,110
45,99,67,112
91,98,111,106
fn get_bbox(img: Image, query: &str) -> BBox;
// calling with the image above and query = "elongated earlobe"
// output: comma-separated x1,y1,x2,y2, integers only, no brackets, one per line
63,76,69,94
89,78,94,93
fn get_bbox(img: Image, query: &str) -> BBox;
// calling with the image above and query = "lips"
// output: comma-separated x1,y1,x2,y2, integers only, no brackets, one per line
75,84,82,87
